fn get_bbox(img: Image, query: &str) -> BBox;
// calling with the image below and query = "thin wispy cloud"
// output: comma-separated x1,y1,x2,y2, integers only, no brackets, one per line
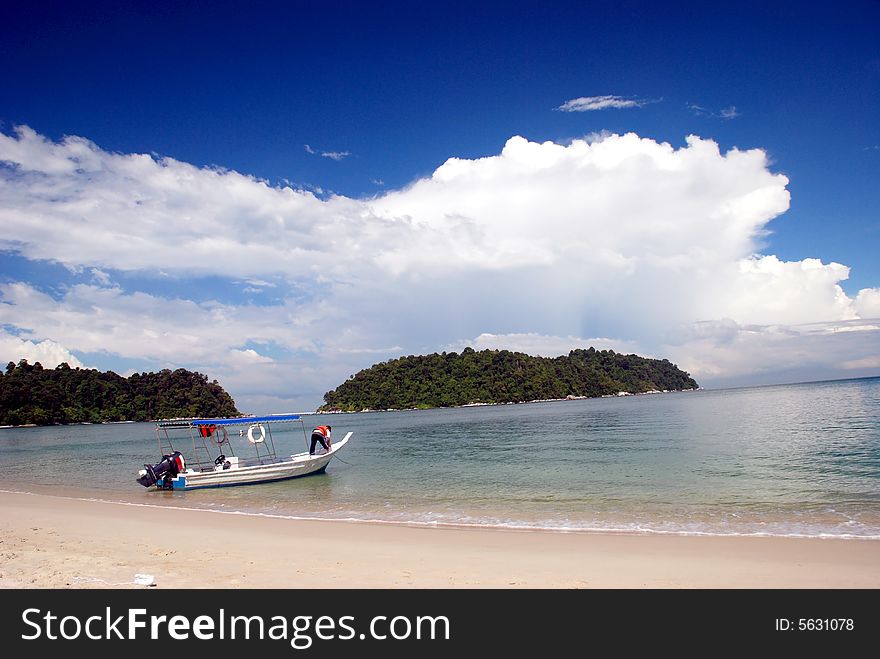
89,268,112,286
321,150,350,161
688,103,740,120
556,95,653,112
238,278,277,289
305,143,351,160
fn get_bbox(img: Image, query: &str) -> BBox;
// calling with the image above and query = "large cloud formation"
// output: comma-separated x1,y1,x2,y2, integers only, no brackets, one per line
0,126,877,409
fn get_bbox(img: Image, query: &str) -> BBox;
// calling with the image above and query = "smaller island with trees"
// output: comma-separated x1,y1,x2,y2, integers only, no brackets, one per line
320,347,698,412
0,360,239,426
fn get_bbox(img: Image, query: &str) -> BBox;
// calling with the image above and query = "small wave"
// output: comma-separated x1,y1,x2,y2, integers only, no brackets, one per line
3,487,879,540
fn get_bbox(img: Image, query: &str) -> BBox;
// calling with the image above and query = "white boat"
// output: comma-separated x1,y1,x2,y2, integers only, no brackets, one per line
136,413,352,491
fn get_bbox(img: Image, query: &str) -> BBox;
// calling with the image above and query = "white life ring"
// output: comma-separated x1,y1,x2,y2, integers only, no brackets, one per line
247,423,266,444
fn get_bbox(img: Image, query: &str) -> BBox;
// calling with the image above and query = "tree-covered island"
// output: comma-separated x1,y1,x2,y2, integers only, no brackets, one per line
0,360,239,426
320,347,698,412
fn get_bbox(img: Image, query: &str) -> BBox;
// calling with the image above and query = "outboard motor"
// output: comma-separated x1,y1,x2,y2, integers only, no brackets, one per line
137,451,186,488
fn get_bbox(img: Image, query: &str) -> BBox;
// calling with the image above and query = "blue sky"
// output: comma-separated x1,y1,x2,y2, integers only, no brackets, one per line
1,1,878,411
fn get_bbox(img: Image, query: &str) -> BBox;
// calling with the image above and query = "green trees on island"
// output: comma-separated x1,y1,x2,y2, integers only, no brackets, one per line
0,360,239,426
1,349,698,424
320,347,698,412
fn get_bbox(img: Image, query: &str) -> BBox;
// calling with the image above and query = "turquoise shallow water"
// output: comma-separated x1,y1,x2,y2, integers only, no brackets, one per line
2,377,879,538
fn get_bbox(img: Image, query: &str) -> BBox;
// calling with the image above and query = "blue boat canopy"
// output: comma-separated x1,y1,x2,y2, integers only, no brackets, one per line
157,413,302,428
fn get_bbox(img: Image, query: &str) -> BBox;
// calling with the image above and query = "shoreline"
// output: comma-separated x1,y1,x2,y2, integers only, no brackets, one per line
3,485,879,541
2,490,878,589
318,387,701,414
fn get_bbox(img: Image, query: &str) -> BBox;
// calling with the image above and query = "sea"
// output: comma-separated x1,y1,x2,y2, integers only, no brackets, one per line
2,377,879,539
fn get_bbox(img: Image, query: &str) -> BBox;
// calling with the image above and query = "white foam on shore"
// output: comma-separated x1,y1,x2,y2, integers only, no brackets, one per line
3,487,879,540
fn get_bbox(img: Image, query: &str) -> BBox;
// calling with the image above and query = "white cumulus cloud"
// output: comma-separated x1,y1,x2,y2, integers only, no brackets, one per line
0,330,84,369
854,288,880,318
662,319,880,386
0,125,877,409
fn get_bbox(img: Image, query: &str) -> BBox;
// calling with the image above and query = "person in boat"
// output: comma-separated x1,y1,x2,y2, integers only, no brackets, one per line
309,425,332,455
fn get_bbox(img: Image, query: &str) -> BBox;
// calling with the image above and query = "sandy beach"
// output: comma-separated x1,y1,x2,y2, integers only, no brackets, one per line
1,489,877,589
